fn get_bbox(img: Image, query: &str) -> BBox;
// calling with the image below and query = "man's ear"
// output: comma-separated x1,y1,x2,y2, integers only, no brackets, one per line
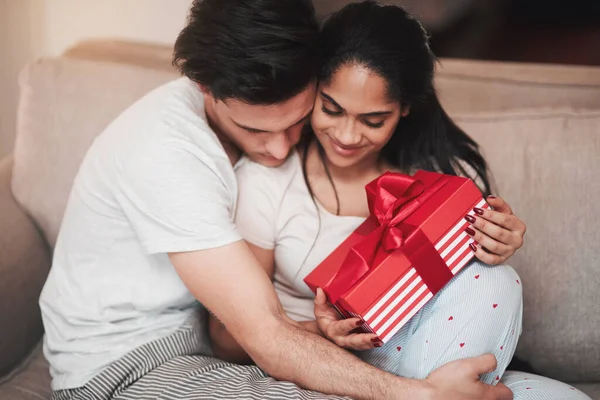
401,105,411,117
197,83,214,100
198,85,217,105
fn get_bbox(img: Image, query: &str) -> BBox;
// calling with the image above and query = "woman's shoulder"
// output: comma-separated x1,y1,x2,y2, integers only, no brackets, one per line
454,159,488,192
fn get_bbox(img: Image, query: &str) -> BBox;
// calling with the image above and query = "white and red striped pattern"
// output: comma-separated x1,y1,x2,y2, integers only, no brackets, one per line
358,199,490,343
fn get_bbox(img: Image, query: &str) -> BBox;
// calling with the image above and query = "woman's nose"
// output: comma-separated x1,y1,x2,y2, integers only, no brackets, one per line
336,118,361,146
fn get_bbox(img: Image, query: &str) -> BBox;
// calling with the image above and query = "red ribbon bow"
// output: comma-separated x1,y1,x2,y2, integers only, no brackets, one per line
323,172,452,305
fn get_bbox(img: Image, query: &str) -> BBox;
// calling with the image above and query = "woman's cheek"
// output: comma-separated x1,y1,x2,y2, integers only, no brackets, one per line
310,111,329,133
365,127,395,149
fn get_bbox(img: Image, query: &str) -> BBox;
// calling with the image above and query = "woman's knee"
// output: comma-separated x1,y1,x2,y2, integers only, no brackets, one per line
448,261,522,310
426,260,524,349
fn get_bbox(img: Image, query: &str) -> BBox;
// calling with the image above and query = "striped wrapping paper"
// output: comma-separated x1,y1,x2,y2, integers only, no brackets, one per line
354,198,490,343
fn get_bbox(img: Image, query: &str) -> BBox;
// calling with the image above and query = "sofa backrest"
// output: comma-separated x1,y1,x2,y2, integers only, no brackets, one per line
456,108,600,382
11,41,600,382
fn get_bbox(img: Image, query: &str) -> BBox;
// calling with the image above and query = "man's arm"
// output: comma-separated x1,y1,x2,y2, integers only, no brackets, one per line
208,243,320,363
171,241,414,399
208,242,274,363
170,241,512,400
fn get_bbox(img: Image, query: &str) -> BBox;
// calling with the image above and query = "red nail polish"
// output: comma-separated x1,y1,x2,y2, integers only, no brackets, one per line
356,320,364,326
487,195,496,199
464,215,476,224
469,243,478,252
473,208,484,215
371,337,380,343
465,227,476,236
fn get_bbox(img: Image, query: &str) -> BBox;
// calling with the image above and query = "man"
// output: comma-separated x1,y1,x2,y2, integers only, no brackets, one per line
40,1,512,399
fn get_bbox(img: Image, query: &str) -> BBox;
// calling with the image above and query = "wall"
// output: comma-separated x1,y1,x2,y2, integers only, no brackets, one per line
0,0,192,157
0,0,43,157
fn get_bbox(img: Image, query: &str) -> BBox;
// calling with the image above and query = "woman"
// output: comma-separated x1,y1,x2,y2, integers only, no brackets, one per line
211,2,590,399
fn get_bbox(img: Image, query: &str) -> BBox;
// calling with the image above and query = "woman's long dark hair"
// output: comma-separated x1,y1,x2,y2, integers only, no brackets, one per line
302,0,492,208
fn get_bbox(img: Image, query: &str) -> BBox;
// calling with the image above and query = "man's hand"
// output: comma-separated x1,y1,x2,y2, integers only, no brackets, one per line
424,355,513,400
314,288,380,350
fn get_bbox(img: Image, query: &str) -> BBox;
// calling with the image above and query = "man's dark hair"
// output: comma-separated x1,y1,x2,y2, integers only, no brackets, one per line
173,0,319,105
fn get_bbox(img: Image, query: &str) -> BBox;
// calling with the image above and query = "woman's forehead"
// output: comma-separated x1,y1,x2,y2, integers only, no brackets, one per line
321,64,398,111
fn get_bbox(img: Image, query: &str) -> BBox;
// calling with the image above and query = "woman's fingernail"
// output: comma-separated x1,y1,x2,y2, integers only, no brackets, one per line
470,242,478,252
465,227,476,236
374,343,382,348
371,337,380,343
464,215,476,224
473,208,485,215
487,195,496,199
356,320,365,326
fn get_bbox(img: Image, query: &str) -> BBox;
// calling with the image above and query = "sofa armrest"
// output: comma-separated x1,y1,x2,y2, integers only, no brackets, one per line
0,155,51,378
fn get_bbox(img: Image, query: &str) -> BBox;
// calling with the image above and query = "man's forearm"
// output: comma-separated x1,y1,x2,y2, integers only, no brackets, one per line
298,320,322,336
209,314,253,364
211,315,322,364
245,314,428,400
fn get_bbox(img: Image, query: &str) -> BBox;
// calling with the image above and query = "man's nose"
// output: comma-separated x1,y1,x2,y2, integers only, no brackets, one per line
266,132,291,160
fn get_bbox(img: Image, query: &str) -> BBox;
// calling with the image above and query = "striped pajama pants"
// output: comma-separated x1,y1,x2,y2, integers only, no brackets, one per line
51,261,591,400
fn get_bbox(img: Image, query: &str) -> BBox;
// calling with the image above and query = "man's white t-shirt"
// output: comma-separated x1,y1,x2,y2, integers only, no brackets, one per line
235,152,364,322
39,77,242,390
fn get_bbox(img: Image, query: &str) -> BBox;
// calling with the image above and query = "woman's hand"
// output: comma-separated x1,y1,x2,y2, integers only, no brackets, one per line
465,195,526,265
313,288,380,351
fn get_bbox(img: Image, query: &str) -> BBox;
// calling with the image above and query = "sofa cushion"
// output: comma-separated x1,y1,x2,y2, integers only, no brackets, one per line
436,59,600,115
454,107,600,382
63,40,175,74
571,383,600,400
12,58,178,247
0,344,51,400
0,157,50,378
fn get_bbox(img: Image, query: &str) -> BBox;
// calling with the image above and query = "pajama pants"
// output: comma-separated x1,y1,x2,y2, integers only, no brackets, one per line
355,260,591,399
52,261,591,400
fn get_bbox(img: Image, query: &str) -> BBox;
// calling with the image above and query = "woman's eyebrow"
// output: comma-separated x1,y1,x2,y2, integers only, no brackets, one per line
320,91,393,117
320,91,344,110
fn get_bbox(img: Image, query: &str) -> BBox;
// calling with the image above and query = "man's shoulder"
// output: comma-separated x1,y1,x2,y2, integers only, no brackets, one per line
102,77,225,170
134,77,209,129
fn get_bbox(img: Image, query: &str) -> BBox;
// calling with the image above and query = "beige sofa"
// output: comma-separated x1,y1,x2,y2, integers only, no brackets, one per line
0,40,598,399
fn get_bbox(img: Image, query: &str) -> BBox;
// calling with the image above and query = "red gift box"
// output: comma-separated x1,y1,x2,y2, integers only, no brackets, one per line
303,170,489,343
